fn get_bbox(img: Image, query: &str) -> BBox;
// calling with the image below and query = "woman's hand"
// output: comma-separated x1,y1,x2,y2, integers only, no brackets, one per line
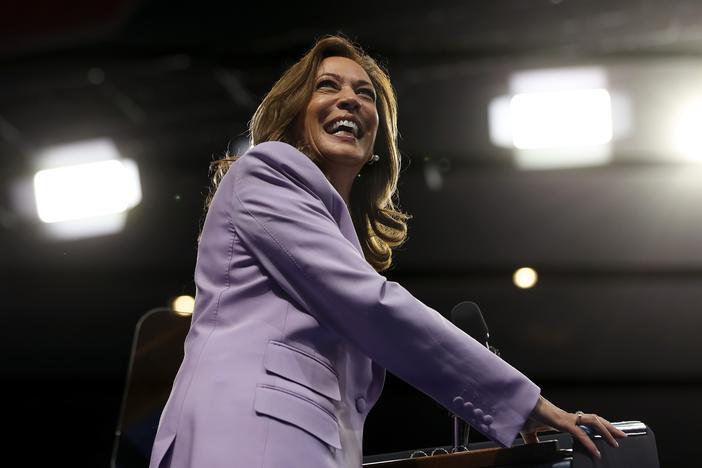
520,395,628,459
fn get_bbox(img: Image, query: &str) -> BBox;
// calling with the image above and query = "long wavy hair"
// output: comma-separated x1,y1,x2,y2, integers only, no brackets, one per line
206,35,410,272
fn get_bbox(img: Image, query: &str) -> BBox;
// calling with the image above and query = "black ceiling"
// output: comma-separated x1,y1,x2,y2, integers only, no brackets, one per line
5,0,702,158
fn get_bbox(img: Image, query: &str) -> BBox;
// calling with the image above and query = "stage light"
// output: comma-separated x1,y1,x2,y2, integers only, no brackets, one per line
671,97,702,161
488,95,513,148
172,295,195,316
34,159,141,223
513,267,538,289
26,139,142,239
510,89,612,149
36,138,122,167
488,66,619,170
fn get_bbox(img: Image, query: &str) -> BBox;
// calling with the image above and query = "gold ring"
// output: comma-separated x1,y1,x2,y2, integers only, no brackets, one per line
575,411,584,426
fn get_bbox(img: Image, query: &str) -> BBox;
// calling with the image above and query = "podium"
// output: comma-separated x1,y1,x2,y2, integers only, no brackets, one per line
362,421,659,468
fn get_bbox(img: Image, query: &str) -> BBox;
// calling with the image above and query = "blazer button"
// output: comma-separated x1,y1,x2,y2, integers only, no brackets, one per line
452,396,464,408
355,397,367,413
482,415,493,425
473,408,484,418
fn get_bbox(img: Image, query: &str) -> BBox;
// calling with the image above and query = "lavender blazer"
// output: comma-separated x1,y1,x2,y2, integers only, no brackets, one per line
149,141,540,468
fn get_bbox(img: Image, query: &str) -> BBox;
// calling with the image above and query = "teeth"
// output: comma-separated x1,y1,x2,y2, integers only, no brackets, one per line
330,119,359,136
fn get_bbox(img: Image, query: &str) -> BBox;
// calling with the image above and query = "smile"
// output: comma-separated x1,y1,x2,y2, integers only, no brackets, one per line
324,117,362,138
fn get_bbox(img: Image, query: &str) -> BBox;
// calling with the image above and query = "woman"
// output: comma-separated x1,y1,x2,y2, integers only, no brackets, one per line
150,35,625,468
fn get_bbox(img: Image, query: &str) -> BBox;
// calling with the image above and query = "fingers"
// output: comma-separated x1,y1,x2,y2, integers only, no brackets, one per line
571,424,602,459
525,397,625,459
570,412,630,459
595,415,628,447
577,413,629,448
588,415,619,448
599,416,628,439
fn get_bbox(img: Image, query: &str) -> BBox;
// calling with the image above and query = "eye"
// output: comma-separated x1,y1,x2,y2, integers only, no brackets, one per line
316,79,338,90
358,88,376,101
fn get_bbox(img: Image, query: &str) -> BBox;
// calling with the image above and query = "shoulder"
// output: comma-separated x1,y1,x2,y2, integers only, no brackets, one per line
243,141,310,168
229,141,339,208
236,142,325,188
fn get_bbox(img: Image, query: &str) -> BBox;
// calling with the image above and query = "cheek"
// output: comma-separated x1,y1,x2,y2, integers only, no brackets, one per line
369,113,380,140
370,107,379,130
306,104,329,133
302,111,321,141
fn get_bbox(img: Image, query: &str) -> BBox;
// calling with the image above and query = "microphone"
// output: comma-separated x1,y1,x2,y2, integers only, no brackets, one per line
450,301,499,356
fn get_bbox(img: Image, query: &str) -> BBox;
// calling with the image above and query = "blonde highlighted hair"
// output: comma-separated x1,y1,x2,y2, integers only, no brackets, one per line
206,35,410,272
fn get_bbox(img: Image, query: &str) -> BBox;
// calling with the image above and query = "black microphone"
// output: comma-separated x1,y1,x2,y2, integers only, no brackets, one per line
450,301,490,348
450,301,500,355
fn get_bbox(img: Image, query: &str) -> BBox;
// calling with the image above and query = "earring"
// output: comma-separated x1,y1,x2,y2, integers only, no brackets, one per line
367,154,380,165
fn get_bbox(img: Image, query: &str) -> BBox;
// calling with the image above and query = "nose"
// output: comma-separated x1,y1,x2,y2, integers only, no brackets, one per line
337,86,360,111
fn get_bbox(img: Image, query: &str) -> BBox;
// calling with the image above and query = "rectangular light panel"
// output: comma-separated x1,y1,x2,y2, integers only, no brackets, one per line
34,159,141,223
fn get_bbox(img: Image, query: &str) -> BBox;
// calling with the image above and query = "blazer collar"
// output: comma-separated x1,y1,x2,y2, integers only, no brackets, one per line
252,141,364,256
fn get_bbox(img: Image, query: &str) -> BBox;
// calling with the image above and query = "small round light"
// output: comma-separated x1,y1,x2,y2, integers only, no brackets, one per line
172,295,195,315
513,267,538,289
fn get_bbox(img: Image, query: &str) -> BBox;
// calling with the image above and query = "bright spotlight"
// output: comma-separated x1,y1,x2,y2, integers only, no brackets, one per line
510,89,613,149
172,295,195,316
29,139,142,239
672,97,702,161
489,66,619,170
513,267,538,289
34,159,141,223
489,89,613,150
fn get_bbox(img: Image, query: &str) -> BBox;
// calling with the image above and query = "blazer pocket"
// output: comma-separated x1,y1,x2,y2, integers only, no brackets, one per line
264,340,341,401
254,384,342,449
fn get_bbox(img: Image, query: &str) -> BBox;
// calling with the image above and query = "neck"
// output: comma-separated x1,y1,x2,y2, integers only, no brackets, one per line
323,167,358,208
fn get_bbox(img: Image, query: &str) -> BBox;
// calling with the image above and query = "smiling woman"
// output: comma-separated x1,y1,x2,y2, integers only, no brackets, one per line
150,35,626,468
301,56,380,204
206,35,408,273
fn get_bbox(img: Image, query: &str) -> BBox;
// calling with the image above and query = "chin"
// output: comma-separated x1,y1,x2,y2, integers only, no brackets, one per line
324,153,366,168
318,144,367,165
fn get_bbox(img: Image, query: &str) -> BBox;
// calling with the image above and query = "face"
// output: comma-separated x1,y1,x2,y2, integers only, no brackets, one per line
301,56,379,173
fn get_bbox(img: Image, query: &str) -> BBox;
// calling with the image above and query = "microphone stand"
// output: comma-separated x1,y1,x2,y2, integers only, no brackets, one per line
452,415,470,451
452,414,461,451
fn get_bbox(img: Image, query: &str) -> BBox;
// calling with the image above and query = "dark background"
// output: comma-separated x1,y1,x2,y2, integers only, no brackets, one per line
2,1,700,466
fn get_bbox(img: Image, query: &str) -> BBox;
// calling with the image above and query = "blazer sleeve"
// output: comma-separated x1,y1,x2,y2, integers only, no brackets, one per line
230,142,540,447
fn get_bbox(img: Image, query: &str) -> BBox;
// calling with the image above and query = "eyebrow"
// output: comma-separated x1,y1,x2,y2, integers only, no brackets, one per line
317,72,374,88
